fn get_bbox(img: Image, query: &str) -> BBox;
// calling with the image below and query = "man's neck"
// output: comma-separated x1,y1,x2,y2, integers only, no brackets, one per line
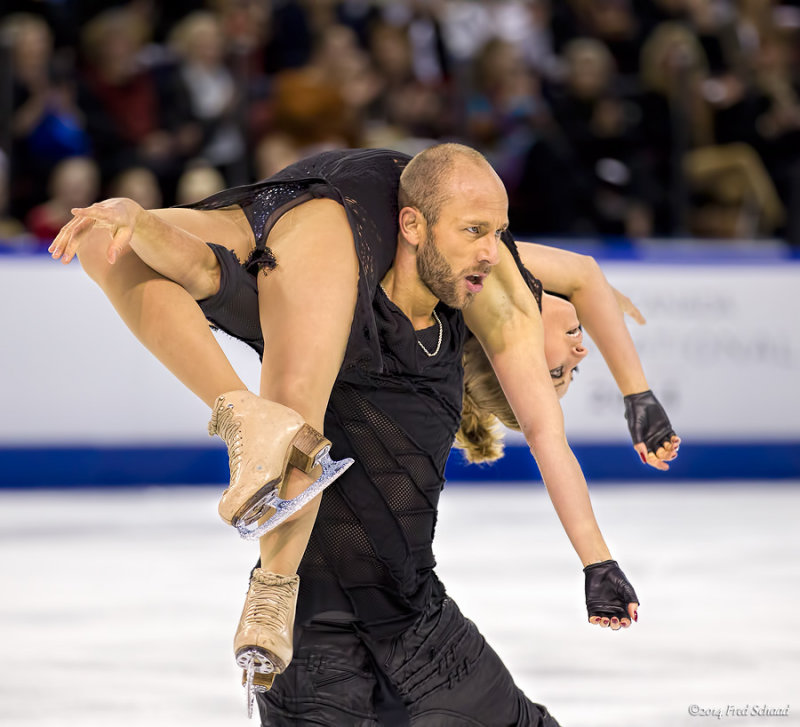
381,251,438,331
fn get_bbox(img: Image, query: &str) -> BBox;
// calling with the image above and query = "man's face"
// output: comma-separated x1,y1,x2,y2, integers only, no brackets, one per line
416,161,508,309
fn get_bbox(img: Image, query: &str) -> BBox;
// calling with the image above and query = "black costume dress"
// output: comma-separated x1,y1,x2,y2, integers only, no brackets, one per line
188,149,557,726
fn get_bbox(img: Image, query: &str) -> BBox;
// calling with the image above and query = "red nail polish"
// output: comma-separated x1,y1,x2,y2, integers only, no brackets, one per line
633,611,638,622
639,452,646,463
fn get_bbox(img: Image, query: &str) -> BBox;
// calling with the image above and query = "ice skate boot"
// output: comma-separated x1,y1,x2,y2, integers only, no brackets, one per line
208,390,353,539
235,569,298,718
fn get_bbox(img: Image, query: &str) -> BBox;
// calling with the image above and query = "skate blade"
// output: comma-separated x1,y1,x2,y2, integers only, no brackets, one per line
236,447,353,540
239,651,277,719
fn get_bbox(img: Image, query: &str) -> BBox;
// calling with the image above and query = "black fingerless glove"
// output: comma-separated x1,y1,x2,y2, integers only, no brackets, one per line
584,560,639,620
623,389,675,454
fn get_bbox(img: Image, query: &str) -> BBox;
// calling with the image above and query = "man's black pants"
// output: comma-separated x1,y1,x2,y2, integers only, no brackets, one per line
257,597,561,726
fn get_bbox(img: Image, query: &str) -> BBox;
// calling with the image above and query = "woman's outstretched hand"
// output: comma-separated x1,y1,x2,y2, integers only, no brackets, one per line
611,285,646,325
624,389,681,471
49,197,144,265
584,560,639,631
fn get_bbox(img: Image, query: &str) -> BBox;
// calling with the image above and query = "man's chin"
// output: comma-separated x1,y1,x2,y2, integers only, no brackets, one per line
449,291,475,310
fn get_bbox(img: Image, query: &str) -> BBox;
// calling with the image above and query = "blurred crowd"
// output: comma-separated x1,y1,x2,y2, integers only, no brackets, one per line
1,0,799,246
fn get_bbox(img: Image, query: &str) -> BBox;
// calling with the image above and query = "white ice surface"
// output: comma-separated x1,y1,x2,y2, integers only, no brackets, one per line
1,483,798,726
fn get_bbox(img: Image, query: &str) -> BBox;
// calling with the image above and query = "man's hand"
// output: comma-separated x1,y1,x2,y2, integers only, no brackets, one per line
49,197,144,265
624,389,681,471
584,560,639,631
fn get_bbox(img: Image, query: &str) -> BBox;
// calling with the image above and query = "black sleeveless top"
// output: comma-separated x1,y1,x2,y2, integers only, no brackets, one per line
187,148,542,637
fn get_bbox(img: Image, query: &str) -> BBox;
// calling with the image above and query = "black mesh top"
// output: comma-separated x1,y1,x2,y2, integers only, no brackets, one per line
185,148,542,636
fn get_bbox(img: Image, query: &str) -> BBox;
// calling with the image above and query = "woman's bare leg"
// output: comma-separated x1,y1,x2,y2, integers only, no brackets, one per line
60,199,356,573
252,199,359,574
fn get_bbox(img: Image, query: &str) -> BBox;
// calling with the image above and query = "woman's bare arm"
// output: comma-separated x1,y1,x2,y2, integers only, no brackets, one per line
464,244,612,567
515,240,680,468
49,199,254,300
516,241,649,395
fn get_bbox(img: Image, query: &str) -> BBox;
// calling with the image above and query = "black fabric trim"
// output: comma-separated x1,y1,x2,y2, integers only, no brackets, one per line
244,246,277,275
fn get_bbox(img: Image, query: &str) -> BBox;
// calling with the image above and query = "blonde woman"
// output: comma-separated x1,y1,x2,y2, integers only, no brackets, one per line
457,240,680,467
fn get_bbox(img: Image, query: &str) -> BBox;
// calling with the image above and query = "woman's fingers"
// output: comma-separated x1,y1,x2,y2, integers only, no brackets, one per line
108,225,134,264
62,215,97,263
49,214,85,260
611,285,647,325
624,299,646,325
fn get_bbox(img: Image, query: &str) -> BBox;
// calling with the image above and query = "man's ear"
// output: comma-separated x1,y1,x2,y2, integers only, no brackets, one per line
398,206,424,249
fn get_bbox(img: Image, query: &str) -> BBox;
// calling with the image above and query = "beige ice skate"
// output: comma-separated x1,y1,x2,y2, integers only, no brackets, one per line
208,390,353,539
235,569,298,718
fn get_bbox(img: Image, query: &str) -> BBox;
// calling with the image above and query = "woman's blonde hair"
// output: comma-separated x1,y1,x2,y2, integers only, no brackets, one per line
455,336,520,464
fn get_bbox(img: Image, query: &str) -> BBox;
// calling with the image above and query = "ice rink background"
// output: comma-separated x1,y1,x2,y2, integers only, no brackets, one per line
2,482,798,727
2,252,798,725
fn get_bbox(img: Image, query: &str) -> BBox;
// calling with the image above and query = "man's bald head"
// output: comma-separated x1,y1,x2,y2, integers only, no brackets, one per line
398,143,498,227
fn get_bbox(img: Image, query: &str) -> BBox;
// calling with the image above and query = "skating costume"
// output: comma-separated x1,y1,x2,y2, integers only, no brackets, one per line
188,149,557,726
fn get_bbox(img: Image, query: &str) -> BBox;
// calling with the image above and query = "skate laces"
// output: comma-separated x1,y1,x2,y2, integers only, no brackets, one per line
209,398,244,483
245,574,297,627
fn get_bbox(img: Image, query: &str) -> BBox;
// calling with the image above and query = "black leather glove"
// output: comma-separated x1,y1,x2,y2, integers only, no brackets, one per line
624,390,675,454
584,560,639,621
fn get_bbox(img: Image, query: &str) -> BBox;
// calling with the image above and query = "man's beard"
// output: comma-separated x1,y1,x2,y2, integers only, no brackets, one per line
417,229,469,309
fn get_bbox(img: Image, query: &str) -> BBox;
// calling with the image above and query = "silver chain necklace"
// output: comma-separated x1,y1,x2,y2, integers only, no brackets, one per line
380,284,443,357
417,309,443,357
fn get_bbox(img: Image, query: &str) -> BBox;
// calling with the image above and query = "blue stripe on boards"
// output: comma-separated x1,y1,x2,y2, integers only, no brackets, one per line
0,445,229,487
1,442,798,488
445,442,800,482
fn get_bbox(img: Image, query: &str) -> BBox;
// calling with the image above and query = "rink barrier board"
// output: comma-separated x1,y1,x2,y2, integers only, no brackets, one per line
1,441,798,487
3,242,799,486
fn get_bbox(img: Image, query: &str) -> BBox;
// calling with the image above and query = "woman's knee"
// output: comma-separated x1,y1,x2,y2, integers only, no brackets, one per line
74,227,115,283
76,228,153,290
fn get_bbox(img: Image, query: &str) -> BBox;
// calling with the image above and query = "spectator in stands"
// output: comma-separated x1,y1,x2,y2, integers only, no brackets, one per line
639,21,784,237
76,6,196,204
25,156,100,243
570,0,645,77
3,0,798,244
309,23,381,141
465,36,577,236
366,19,454,145
2,12,90,219
253,133,304,181
0,150,29,244
175,161,227,205
168,11,248,187
706,27,800,243
108,166,163,211
212,0,312,144
549,38,654,236
250,24,373,177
